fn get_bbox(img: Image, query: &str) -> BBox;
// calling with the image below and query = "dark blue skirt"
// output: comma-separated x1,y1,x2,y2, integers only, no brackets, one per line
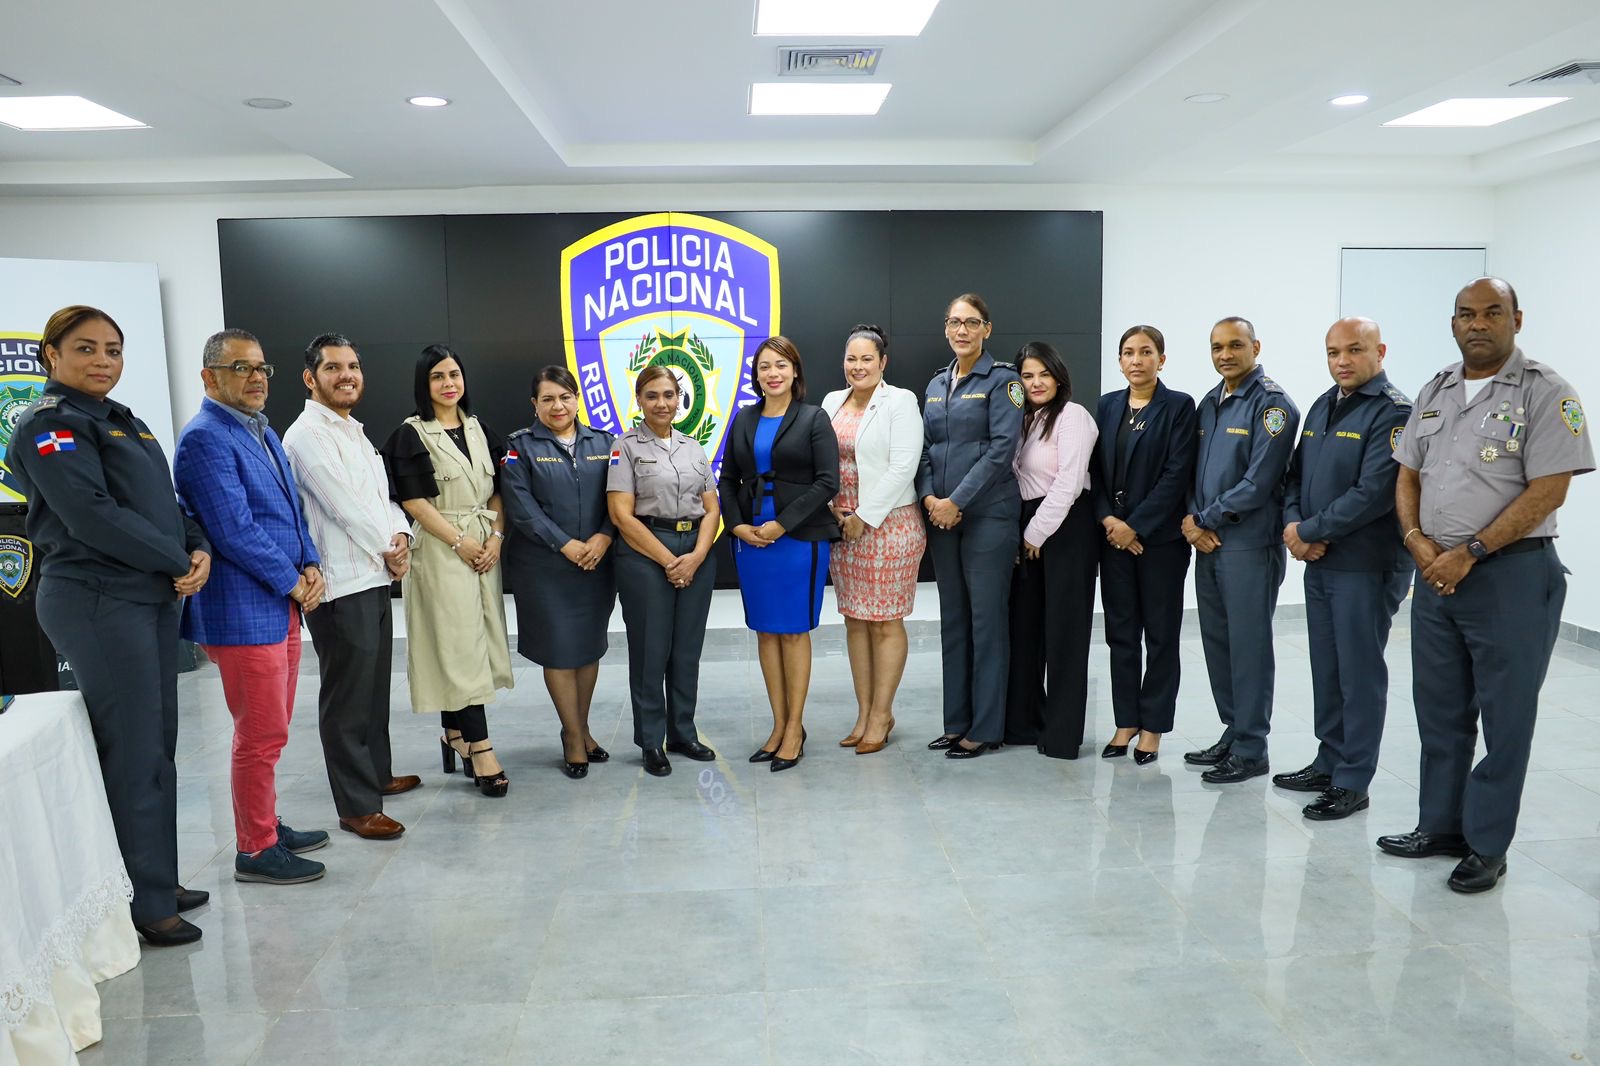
734,535,829,634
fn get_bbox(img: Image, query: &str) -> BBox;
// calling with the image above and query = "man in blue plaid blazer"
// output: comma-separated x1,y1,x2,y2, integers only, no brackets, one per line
173,329,331,886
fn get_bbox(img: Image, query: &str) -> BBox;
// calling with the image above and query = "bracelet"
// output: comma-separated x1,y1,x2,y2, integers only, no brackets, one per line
491,530,505,540
450,532,465,553
1403,527,1422,546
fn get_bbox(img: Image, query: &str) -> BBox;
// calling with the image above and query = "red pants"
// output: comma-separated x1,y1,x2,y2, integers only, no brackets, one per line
204,604,301,854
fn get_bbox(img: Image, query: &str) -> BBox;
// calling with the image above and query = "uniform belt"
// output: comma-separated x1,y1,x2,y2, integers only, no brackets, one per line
643,516,700,532
1480,536,1550,560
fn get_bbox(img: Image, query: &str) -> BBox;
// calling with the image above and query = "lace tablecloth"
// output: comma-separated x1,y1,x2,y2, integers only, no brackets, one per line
0,691,140,1064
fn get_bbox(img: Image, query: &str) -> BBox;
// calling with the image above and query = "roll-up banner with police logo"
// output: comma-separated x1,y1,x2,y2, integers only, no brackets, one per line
0,257,176,693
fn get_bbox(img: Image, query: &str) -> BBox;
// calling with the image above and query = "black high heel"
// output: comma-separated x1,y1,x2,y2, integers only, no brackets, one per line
771,728,806,772
562,760,589,779
440,736,458,774
1133,748,1159,765
1101,741,1130,759
466,744,509,797
586,744,610,763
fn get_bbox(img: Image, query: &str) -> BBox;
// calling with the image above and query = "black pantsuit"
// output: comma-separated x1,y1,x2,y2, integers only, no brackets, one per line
927,512,1018,744
615,527,716,749
1100,537,1190,734
303,584,394,818
38,579,181,926
1006,494,1098,756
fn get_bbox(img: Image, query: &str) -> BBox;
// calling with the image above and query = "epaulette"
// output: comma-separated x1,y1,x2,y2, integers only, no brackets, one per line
991,360,1017,370
1260,376,1285,394
23,393,63,416
1381,383,1412,408
506,423,539,441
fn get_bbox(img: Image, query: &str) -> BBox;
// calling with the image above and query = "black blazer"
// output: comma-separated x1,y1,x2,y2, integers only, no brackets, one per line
1090,381,1199,546
718,401,841,542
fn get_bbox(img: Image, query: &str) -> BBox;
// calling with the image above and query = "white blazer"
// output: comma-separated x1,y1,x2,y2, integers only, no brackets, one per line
820,381,923,528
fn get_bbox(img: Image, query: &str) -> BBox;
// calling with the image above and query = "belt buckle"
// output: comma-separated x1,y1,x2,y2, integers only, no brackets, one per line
674,519,693,532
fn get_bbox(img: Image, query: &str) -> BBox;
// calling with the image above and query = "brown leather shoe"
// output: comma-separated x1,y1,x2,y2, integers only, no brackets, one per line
339,812,405,839
382,774,422,796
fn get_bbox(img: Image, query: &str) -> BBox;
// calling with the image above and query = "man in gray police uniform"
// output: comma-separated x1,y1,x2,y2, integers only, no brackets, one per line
1278,317,1412,821
1183,316,1300,784
1378,276,1593,893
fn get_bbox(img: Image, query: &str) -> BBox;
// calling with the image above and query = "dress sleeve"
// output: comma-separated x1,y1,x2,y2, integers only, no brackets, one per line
379,422,438,502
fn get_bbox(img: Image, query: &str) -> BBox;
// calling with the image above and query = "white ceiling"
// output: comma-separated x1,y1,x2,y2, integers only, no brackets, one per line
3,0,1600,195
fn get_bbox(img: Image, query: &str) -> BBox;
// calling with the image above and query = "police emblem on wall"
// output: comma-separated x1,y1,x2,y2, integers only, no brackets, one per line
0,332,47,503
0,534,33,599
561,213,780,478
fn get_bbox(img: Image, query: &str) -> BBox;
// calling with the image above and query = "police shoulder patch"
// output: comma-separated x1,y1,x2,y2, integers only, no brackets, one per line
1560,397,1586,436
1007,381,1025,409
1262,407,1288,437
1390,425,1403,450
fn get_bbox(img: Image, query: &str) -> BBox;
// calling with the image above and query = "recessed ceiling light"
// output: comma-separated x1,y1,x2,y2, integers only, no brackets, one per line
749,82,891,115
1383,96,1568,127
407,96,450,108
1330,93,1369,107
1184,92,1228,104
754,0,939,36
0,95,147,131
244,97,293,110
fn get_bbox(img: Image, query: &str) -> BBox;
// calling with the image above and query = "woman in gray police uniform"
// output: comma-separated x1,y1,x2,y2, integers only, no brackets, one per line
501,365,618,779
606,365,722,777
8,305,212,946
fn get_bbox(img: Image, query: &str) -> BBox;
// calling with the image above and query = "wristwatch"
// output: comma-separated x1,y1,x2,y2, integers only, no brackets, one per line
1466,538,1490,559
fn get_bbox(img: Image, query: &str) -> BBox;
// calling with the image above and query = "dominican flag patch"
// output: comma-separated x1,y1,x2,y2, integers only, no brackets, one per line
609,449,621,467
35,431,76,455
501,450,519,466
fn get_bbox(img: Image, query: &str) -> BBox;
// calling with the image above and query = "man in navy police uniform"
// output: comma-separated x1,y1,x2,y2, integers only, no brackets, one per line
1378,277,1593,893
1278,317,1412,820
1183,316,1301,784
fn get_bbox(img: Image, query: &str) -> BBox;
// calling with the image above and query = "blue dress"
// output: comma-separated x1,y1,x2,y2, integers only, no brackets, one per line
734,415,830,634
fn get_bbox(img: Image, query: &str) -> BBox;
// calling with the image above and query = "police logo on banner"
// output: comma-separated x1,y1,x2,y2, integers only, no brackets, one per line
0,332,47,503
0,534,33,599
561,213,780,479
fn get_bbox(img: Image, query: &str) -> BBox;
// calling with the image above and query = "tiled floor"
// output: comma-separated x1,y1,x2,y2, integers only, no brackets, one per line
79,593,1600,1065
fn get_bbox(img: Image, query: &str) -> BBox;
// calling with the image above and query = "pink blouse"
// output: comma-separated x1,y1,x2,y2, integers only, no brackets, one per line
1014,401,1099,547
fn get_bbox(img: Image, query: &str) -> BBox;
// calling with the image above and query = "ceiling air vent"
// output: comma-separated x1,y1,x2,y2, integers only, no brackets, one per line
1512,61,1600,87
778,46,883,77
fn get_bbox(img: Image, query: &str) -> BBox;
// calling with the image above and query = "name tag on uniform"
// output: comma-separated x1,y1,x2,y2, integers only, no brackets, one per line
1226,427,1250,436
138,432,157,440
108,430,127,437
1302,430,1314,438
927,396,944,404
586,454,608,461
1419,410,1440,420
535,456,563,463
1335,431,1362,440
960,392,987,400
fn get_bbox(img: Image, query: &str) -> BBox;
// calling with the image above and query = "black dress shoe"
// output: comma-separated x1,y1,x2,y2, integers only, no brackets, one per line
1101,741,1129,759
135,917,203,946
749,748,777,763
586,745,610,763
1375,828,1471,859
1272,765,1333,793
1132,748,1159,766
1183,739,1231,766
1201,754,1269,783
1302,787,1369,821
642,748,672,777
928,733,961,750
562,760,589,779
175,887,210,913
946,741,999,760
665,740,717,762
1448,852,1508,893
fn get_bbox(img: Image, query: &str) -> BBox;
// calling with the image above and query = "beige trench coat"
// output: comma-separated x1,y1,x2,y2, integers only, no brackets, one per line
400,415,514,713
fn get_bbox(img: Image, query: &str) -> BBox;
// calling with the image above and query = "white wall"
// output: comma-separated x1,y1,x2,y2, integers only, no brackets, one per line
0,180,1495,605
1493,162,1600,632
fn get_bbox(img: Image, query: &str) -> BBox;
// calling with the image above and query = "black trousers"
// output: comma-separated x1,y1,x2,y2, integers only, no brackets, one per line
1411,544,1565,857
303,584,394,818
1006,496,1099,756
37,577,180,925
928,509,1018,744
1099,537,1191,734
441,705,488,743
615,528,716,750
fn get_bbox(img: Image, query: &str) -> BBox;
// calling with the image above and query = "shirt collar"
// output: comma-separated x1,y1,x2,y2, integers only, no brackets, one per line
304,398,363,430
1440,347,1526,388
205,395,269,433
1213,364,1265,402
49,380,126,421
943,350,996,380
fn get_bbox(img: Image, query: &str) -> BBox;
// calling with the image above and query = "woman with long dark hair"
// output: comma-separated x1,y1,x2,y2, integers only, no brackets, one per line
381,345,514,796
1091,325,1198,764
919,293,1023,759
501,365,618,778
720,336,840,771
1006,342,1100,758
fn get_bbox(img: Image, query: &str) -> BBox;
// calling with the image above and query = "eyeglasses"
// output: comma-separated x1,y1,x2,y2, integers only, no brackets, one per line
943,317,987,333
209,362,274,379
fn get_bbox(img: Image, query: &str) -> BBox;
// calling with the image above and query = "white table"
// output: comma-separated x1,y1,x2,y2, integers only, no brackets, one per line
0,691,140,1065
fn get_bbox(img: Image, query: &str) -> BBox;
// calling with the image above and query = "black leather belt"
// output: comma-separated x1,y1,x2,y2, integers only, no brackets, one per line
1483,536,1550,559
643,516,700,532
